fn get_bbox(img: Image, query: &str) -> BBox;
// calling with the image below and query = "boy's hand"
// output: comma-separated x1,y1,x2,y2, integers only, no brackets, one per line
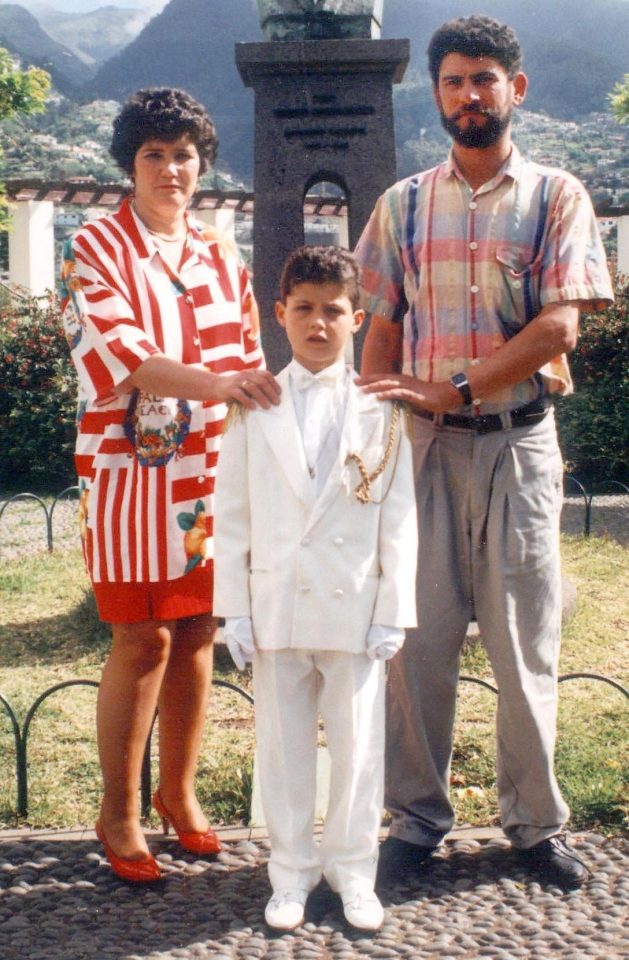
223,617,255,670
366,624,405,661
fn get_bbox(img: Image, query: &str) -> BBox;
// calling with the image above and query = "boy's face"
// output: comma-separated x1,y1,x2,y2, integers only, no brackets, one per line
275,281,364,373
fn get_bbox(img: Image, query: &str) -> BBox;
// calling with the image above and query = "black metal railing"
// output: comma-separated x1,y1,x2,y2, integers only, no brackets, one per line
1,478,626,556
1,674,626,824
563,475,629,537
0,486,80,553
0,678,254,822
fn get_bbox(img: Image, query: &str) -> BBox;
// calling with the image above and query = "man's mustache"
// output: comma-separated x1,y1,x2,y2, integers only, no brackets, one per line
452,105,494,120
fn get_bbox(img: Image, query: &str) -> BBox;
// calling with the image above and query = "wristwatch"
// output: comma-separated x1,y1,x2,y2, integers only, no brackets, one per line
450,371,473,406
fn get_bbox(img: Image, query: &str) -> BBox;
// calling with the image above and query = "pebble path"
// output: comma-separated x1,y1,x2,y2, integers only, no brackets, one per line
0,832,627,959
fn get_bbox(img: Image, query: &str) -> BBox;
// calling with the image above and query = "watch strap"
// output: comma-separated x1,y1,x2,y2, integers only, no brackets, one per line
450,372,473,406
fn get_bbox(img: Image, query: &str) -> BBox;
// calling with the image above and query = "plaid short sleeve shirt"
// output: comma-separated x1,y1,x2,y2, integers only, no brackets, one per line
61,198,264,584
355,147,614,413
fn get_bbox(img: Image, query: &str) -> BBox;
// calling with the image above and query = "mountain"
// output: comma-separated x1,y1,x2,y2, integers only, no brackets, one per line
0,4,93,95
382,0,629,121
92,0,261,176
88,0,628,179
35,4,153,66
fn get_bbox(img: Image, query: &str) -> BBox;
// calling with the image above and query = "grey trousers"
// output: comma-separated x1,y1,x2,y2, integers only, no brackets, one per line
386,409,570,850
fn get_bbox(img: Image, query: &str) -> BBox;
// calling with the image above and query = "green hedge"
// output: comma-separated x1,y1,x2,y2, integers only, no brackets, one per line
555,275,629,485
0,292,77,492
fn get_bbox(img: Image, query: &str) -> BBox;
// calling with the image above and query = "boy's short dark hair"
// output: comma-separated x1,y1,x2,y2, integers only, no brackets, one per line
279,246,362,309
110,87,218,176
427,15,523,85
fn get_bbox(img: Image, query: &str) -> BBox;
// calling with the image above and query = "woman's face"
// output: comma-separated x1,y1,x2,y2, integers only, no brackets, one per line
132,134,201,219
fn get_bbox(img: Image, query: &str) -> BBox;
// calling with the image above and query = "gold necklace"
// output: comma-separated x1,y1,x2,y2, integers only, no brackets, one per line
147,230,186,243
131,201,186,242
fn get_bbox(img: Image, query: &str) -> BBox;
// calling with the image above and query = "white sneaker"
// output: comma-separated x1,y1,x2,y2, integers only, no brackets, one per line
341,889,384,931
264,888,308,930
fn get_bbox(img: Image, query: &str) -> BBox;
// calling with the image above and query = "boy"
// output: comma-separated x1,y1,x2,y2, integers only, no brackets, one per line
213,246,417,932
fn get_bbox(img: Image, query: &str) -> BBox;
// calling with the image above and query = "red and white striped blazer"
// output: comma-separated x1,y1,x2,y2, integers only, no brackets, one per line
61,197,263,584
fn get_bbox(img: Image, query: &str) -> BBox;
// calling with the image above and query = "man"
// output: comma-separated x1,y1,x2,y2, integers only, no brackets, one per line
354,15,613,889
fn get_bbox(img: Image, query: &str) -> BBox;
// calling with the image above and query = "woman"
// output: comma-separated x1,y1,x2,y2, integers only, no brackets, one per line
61,88,279,883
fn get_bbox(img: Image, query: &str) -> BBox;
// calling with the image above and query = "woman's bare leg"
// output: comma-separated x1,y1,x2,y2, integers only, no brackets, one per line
156,613,216,831
97,619,173,857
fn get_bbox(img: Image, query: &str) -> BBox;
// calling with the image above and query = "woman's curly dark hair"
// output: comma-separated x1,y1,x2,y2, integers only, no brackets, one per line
110,87,218,176
427,15,523,84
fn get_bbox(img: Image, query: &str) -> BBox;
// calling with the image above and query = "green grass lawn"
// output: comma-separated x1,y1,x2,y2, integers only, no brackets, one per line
0,535,627,835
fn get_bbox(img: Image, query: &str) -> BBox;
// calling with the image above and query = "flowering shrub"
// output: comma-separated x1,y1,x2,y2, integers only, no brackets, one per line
0,292,77,491
555,275,629,483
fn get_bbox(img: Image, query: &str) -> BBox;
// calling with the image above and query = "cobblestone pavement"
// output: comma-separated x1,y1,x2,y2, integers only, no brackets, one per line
0,831,627,959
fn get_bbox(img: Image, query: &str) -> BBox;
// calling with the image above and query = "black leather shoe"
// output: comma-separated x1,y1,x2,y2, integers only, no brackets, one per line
517,835,589,889
377,836,436,884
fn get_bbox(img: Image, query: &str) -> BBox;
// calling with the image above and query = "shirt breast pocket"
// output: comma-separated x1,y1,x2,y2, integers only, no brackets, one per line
495,246,544,330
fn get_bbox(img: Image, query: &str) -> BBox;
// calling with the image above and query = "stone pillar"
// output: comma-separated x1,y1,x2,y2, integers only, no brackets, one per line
237,38,408,371
8,200,56,297
617,215,629,275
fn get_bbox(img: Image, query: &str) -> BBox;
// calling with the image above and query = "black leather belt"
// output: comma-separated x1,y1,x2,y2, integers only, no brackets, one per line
414,397,551,434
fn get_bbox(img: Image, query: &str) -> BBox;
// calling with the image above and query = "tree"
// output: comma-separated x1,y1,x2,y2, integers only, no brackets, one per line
0,48,50,229
609,74,629,124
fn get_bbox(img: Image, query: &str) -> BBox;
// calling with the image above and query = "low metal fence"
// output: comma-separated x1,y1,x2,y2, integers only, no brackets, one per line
563,476,629,537
0,486,79,553
0,678,254,822
1,477,627,554
0,673,626,823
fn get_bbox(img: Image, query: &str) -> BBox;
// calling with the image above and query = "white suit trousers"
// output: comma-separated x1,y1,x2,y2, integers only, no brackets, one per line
252,648,385,895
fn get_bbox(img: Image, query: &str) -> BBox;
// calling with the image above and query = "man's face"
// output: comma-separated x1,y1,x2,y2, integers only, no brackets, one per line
434,52,527,149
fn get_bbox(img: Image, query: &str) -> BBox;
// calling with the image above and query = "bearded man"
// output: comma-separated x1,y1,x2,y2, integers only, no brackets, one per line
355,15,613,889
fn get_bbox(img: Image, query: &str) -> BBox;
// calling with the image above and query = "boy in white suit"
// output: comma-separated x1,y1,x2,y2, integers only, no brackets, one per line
213,247,417,933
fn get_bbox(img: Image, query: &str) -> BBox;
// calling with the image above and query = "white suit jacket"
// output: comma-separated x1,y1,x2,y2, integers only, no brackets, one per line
213,366,418,653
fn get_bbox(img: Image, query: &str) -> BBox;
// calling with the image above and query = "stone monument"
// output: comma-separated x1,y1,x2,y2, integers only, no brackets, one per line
257,0,384,40
238,0,408,370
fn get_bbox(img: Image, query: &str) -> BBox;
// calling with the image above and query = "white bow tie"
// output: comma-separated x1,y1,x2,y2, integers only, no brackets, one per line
292,368,341,391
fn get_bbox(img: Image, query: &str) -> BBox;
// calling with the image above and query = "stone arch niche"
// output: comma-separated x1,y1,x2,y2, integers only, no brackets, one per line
303,172,349,248
236,30,408,371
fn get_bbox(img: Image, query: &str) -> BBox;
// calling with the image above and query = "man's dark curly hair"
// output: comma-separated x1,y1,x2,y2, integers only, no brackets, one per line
427,15,523,85
279,245,362,309
110,87,218,176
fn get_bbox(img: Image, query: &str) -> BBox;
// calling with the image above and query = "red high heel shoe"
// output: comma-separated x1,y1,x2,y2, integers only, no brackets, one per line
152,789,222,856
95,821,161,883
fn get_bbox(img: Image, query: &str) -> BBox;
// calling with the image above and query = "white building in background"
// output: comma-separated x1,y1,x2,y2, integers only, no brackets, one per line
3,181,627,297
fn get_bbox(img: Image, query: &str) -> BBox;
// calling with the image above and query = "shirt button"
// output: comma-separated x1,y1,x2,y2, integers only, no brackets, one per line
471,358,481,366
469,241,478,251
333,537,344,546
471,322,479,331
184,294,193,305
333,589,344,598
513,279,522,289
301,537,311,547
470,284,479,294
193,337,200,347
299,585,310,594
197,476,204,484
469,201,477,210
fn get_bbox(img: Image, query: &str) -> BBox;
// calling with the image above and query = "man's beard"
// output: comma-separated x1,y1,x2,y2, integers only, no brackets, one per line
440,106,512,148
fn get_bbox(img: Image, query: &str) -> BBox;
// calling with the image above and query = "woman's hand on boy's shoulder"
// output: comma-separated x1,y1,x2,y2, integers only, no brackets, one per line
213,369,281,410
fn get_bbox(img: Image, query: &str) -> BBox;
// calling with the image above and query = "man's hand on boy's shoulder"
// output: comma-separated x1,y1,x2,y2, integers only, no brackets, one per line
357,372,457,413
